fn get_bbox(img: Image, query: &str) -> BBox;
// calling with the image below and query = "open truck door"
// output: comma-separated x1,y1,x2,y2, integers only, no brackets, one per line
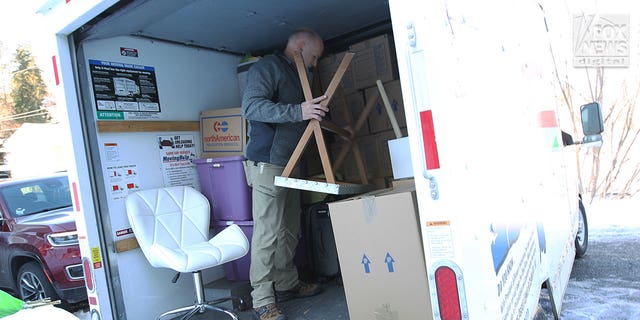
389,1,604,318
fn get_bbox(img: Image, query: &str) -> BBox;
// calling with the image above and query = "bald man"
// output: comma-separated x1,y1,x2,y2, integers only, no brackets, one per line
241,28,326,320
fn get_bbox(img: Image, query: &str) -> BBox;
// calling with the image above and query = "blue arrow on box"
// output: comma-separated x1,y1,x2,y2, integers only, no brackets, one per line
361,254,371,273
385,252,395,272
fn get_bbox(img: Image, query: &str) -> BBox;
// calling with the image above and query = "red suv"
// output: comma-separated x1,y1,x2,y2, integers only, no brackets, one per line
0,173,86,306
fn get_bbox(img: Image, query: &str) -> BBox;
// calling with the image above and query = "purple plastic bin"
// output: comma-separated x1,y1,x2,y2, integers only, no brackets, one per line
213,220,254,281
194,156,252,221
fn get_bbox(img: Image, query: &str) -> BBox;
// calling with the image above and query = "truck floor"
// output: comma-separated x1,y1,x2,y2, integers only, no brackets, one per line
196,278,349,320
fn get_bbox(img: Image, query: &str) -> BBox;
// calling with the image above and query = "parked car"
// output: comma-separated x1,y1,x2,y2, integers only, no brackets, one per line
0,173,86,306
0,164,11,180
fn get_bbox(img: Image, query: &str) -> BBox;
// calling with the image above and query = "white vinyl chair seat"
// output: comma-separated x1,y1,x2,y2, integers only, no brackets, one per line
125,186,249,273
146,225,249,273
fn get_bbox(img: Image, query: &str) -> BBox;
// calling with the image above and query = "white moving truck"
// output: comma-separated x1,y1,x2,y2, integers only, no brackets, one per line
40,0,604,319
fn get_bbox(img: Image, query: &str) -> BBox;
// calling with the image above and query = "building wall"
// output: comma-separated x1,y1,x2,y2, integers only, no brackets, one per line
3,122,71,179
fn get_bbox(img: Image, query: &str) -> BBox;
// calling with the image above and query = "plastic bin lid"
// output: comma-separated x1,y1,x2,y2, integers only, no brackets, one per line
212,220,254,226
194,156,245,164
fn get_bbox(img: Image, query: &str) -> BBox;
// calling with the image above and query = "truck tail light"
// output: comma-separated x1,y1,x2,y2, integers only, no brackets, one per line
420,110,440,170
52,56,60,86
435,266,462,320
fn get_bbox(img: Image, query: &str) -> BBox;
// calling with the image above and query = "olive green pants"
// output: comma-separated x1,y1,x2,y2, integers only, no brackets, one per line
243,160,300,308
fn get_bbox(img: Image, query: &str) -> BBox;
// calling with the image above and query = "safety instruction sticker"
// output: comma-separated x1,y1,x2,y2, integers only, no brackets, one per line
91,246,103,269
425,220,455,259
105,163,140,201
89,59,160,113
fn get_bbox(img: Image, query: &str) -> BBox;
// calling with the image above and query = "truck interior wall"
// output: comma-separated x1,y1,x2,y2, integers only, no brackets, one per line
76,35,243,320
79,35,242,120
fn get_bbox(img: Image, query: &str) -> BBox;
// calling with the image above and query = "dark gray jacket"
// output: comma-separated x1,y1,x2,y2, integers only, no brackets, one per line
241,52,308,166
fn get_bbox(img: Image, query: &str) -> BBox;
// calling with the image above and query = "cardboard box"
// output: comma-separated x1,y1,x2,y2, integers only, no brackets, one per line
318,51,356,93
328,185,432,320
328,91,369,137
376,130,394,178
331,135,379,183
370,176,390,190
349,34,397,90
301,139,323,177
365,79,407,133
327,140,348,180
200,107,247,158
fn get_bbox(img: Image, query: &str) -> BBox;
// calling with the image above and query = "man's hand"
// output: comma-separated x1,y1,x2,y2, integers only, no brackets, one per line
301,95,328,121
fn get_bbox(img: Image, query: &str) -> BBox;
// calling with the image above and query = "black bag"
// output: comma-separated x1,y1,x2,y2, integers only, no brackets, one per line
303,202,340,281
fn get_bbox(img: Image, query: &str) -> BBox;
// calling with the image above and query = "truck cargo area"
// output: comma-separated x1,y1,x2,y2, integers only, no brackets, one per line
50,0,410,319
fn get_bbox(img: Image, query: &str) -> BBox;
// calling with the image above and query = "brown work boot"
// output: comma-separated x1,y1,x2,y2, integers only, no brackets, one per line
254,303,287,320
275,281,323,302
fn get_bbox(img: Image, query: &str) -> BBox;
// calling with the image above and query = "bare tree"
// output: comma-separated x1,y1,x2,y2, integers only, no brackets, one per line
558,67,639,201
594,81,640,198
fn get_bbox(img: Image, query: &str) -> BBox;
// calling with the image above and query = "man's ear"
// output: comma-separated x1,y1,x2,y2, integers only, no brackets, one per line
297,40,306,51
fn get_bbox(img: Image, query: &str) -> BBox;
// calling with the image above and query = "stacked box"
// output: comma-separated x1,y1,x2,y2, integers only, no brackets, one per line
200,107,247,159
364,79,407,133
341,135,379,183
328,91,369,137
349,34,397,90
318,51,356,93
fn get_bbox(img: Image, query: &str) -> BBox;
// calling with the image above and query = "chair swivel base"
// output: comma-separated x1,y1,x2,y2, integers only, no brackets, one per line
157,271,244,320
157,296,244,320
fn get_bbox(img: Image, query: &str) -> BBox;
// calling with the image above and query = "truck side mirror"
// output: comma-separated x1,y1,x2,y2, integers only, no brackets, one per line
580,102,604,144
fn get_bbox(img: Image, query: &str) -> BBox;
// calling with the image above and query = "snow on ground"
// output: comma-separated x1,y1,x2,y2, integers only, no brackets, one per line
561,279,640,320
556,197,640,320
586,197,640,242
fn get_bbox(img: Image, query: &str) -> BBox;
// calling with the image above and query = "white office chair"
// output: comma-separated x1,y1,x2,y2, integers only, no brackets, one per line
125,186,250,320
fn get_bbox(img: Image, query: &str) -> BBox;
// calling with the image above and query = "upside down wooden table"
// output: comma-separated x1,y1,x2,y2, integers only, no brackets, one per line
273,51,372,195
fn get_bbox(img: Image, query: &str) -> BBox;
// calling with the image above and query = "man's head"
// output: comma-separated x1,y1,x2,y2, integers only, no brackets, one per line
285,28,324,69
